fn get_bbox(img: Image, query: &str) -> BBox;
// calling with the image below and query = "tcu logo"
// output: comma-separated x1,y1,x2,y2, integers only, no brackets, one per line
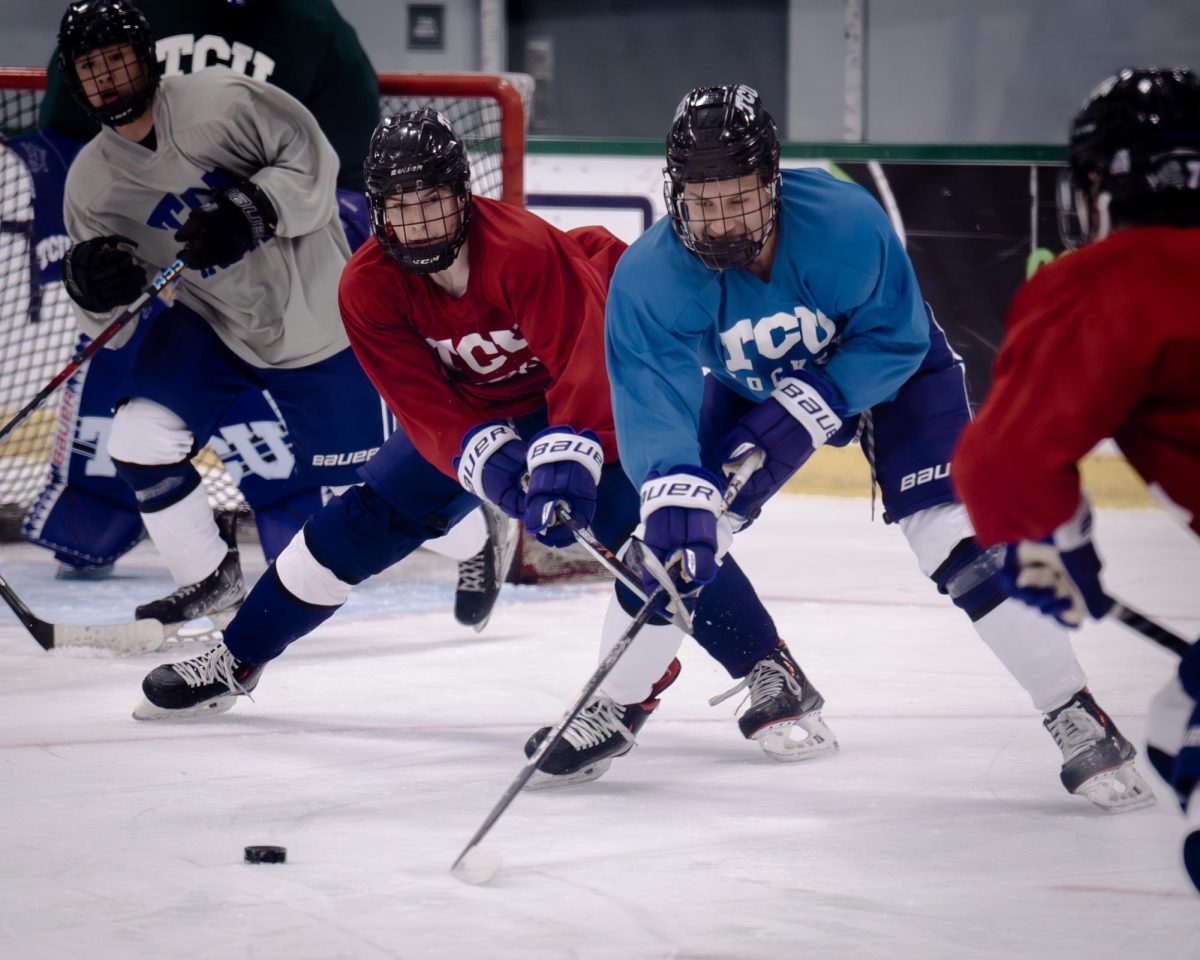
425,330,532,377
157,34,276,81
732,84,759,117
208,421,295,482
719,306,837,392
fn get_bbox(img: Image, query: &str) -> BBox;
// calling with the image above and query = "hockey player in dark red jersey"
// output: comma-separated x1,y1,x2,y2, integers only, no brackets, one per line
952,67,1200,890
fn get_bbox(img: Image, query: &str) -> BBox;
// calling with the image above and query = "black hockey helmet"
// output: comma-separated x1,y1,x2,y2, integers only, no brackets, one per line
363,108,472,274
664,84,782,271
58,0,161,128
1059,67,1200,248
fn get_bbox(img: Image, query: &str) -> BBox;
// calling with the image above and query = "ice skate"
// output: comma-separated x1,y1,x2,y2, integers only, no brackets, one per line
1043,689,1155,813
133,642,263,720
524,658,681,787
134,531,245,631
454,503,519,631
710,640,838,762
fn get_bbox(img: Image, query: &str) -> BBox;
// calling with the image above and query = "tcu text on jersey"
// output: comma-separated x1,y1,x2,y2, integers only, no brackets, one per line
156,34,276,81
424,329,538,381
719,305,838,393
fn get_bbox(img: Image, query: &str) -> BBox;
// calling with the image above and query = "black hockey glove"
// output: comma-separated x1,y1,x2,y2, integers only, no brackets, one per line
62,236,147,313
175,180,278,270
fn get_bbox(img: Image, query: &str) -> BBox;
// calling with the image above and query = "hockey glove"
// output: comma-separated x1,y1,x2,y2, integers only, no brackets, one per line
62,236,146,312
454,420,528,520
523,426,604,548
638,467,724,599
175,180,278,270
717,372,846,520
1001,498,1112,628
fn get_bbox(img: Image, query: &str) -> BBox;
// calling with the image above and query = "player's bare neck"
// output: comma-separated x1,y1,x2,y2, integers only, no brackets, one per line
429,242,470,299
746,230,777,282
113,106,156,147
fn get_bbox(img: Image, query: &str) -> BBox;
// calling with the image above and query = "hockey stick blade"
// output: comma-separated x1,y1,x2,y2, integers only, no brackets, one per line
1111,601,1192,657
0,570,224,655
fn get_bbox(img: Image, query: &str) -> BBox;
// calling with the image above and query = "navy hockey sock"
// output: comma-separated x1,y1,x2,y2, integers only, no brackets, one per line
222,565,339,664
931,536,1007,621
112,456,202,512
691,556,780,677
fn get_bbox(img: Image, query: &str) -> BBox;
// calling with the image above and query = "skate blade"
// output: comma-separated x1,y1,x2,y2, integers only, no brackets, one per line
526,759,613,789
160,606,239,648
1075,762,1157,813
131,695,239,721
752,711,839,763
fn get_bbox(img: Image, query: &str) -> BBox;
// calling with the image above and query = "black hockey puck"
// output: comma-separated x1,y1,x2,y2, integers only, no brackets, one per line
244,845,287,864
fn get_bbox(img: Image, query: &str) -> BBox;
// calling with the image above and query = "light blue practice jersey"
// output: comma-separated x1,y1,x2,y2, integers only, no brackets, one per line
605,167,930,484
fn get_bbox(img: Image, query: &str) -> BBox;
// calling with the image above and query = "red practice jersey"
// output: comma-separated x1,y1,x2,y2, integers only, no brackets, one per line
339,197,626,478
953,226,1200,543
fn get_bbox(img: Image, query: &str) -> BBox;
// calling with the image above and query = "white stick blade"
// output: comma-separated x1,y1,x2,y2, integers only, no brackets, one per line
450,845,502,886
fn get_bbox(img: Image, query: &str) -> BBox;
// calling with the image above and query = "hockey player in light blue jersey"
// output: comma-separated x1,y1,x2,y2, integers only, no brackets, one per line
599,83,1155,812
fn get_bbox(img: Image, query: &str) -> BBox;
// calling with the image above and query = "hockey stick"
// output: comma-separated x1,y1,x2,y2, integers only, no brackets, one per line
0,568,233,655
0,514,241,655
554,515,694,634
1111,601,1192,657
450,452,764,885
0,257,185,445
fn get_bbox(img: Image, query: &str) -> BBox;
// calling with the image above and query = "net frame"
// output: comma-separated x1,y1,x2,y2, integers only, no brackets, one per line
0,68,527,537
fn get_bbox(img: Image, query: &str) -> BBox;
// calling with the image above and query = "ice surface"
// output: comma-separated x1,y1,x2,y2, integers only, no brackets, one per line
1,496,1197,959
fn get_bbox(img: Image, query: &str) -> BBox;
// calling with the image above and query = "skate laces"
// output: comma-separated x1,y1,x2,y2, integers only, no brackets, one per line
170,644,252,695
457,550,489,593
561,695,635,750
709,657,799,710
1045,701,1107,761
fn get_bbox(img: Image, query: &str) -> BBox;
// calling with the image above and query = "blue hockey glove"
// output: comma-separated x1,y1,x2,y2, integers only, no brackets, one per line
1001,499,1112,628
717,372,846,518
454,421,528,520
638,467,723,598
523,426,604,548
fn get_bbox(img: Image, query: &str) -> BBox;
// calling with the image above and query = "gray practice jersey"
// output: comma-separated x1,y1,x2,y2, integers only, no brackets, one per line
64,67,350,369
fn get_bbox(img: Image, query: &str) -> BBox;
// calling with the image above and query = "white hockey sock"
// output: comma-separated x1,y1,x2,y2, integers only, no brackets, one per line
140,484,228,587
423,506,487,562
596,591,686,705
971,598,1088,713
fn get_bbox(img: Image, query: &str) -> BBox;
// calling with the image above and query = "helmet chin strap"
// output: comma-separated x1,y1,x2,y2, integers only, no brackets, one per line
1075,189,1114,244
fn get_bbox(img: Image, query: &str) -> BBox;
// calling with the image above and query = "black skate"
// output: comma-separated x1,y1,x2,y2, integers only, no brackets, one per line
132,642,264,720
709,640,838,762
524,658,681,787
135,518,245,631
1043,688,1155,812
454,504,520,632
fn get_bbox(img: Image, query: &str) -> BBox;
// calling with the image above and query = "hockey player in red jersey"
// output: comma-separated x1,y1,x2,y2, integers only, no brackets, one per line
952,67,1200,890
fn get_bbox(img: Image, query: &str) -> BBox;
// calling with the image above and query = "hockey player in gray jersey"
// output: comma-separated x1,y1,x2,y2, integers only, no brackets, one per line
55,0,392,631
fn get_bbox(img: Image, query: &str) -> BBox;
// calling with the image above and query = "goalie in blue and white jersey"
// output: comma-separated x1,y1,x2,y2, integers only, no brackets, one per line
600,83,1154,811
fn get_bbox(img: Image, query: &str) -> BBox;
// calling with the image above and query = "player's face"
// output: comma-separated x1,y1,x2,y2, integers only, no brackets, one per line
73,43,149,111
384,185,464,249
680,174,773,245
